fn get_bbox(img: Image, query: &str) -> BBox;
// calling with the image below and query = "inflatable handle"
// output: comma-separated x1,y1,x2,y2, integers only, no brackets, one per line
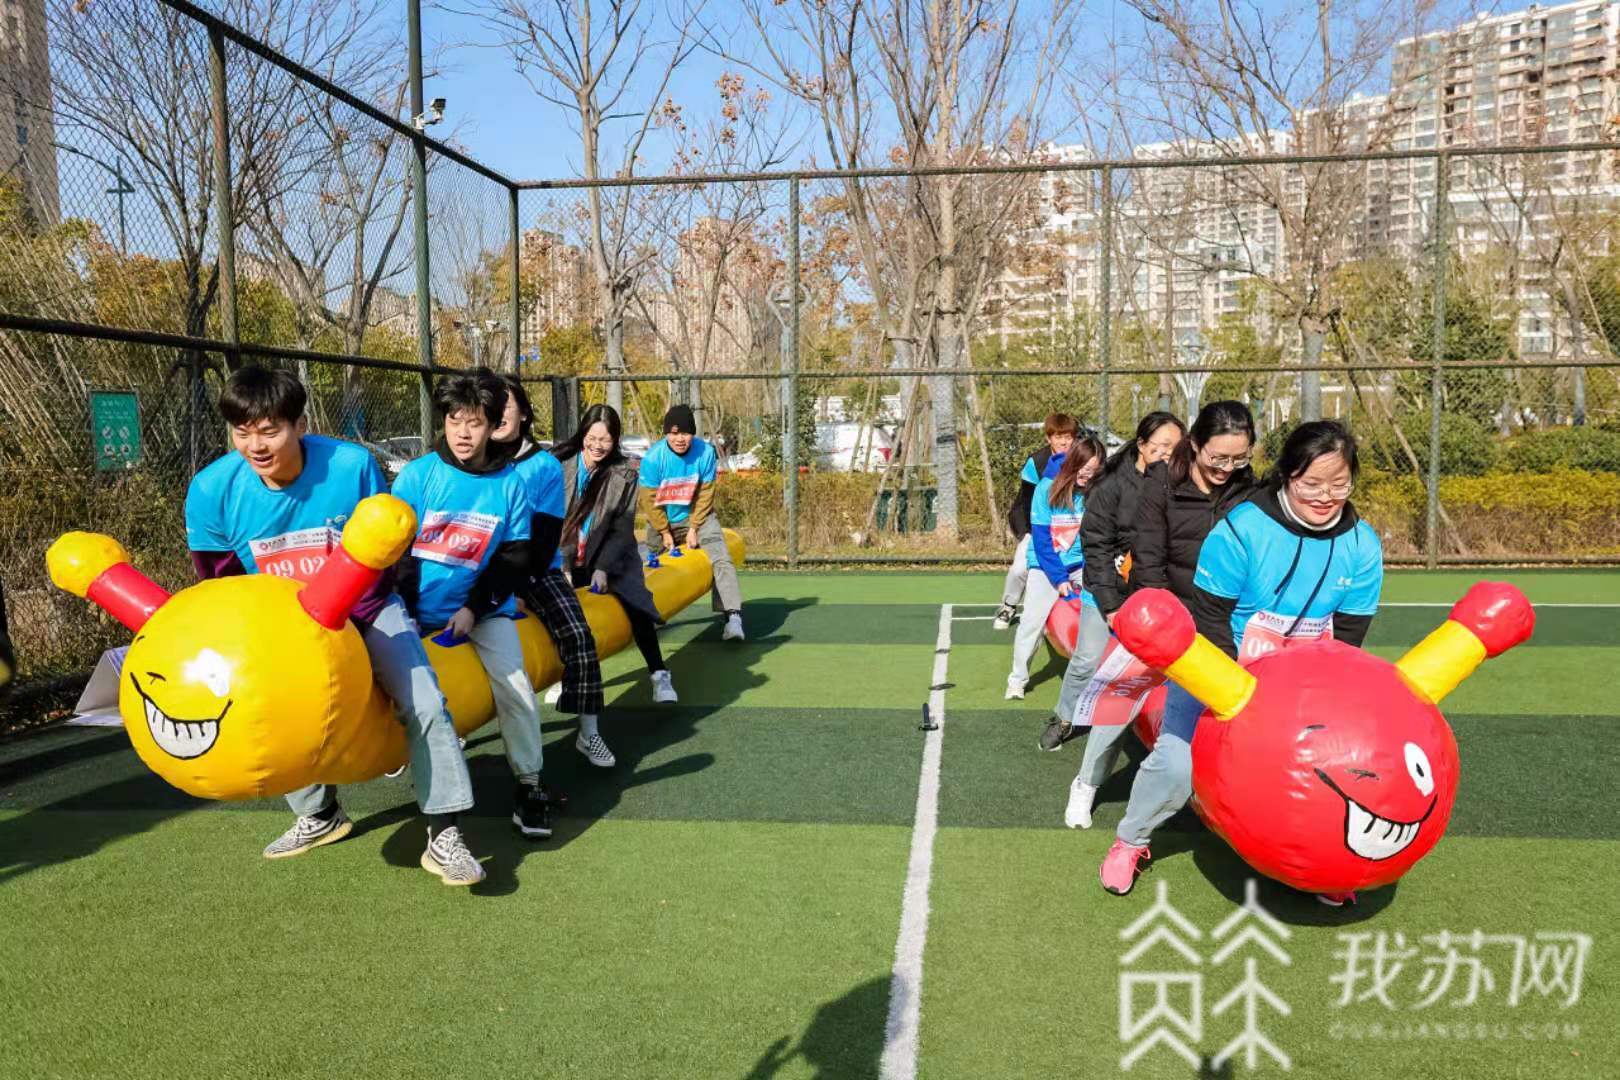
1450,582,1535,658
432,628,465,647
667,547,684,558
299,495,418,631
647,553,660,569
1395,583,1535,705
1114,589,1195,670
1114,588,1256,723
46,532,169,632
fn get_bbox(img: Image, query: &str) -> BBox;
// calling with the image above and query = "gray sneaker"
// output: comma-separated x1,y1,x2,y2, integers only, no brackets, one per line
263,808,353,859
420,826,486,886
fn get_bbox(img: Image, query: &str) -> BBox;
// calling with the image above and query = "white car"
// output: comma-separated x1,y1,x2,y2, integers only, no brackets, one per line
815,422,894,472
370,436,425,478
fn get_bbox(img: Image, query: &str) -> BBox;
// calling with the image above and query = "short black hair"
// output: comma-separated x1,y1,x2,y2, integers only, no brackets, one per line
218,365,307,426
432,372,505,425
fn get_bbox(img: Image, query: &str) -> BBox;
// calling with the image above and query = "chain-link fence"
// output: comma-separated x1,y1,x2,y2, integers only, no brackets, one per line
8,0,1620,719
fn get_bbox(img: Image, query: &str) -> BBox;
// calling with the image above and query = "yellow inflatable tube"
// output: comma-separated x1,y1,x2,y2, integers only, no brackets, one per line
427,532,747,745
45,495,744,800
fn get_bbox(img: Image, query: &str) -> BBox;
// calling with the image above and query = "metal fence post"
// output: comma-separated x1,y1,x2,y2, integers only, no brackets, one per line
207,26,237,359
786,175,801,569
1426,151,1450,571
509,184,521,373
1098,165,1112,436
408,0,434,441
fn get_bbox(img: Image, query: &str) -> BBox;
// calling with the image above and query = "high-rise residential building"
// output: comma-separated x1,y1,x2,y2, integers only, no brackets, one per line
0,0,59,225
518,227,594,349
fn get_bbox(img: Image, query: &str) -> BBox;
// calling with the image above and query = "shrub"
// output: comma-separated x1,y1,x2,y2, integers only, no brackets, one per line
1360,409,1498,477
1501,426,1620,474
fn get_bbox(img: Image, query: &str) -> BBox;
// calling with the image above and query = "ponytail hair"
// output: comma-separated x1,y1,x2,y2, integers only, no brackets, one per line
1169,400,1255,484
1049,434,1106,509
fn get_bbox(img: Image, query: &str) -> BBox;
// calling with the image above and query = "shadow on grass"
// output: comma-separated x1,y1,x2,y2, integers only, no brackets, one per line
743,975,889,1080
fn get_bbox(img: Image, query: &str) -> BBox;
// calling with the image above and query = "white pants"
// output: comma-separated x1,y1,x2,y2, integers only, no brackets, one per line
467,616,545,782
1000,536,1031,607
1009,568,1076,686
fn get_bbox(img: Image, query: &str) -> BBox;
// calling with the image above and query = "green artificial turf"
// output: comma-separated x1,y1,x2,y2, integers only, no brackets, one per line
2,569,1617,1078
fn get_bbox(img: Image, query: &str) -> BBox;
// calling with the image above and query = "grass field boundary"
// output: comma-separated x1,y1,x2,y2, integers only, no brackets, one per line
880,603,954,1080
1380,602,1620,608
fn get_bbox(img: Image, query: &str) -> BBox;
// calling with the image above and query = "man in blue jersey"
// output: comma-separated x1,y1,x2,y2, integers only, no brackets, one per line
993,413,1078,630
393,373,556,840
186,366,484,885
638,405,744,641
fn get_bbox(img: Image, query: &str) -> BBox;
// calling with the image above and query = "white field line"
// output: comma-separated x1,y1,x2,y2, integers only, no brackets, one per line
879,603,952,1080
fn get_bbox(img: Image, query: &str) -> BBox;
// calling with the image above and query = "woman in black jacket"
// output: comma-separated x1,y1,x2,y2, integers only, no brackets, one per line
1096,402,1258,894
1042,412,1185,757
554,404,678,705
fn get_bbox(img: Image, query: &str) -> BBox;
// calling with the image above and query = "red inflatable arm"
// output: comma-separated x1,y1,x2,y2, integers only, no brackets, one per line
1449,582,1535,658
1113,589,1196,670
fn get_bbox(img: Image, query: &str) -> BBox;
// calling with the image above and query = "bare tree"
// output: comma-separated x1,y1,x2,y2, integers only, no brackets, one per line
453,0,706,413
1120,0,1438,421
734,0,1077,540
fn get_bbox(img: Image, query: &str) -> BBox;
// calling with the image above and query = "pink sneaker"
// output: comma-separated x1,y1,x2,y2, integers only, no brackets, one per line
1099,839,1150,895
1317,890,1358,908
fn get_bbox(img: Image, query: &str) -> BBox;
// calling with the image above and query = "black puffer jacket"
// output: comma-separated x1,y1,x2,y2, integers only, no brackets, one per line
1130,459,1256,602
1079,460,1148,615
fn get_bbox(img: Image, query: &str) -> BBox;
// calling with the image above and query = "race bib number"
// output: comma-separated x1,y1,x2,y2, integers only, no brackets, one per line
1050,523,1080,552
1238,609,1334,663
654,476,699,507
1072,639,1169,727
250,526,338,582
413,510,498,570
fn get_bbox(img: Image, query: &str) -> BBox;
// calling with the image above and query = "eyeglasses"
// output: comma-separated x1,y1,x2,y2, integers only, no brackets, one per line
1201,450,1252,470
1292,479,1354,500
583,437,614,450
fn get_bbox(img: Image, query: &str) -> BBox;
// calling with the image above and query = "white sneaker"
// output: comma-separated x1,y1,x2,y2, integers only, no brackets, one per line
576,732,616,768
722,613,745,641
1065,779,1098,829
651,670,678,703
992,603,1017,631
543,682,562,706
1004,677,1026,701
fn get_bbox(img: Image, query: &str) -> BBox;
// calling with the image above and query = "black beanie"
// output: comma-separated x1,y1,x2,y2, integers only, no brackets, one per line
662,404,696,435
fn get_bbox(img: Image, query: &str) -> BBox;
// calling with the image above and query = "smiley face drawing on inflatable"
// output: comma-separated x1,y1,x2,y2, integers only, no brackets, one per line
46,495,418,801
1112,582,1535,895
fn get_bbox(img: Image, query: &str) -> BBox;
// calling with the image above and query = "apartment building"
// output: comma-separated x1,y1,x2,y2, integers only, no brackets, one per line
0,0,58,225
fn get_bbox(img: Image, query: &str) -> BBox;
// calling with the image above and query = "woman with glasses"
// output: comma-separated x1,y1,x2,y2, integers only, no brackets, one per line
1101,419,1385,907
553,404,678,705
1096,400,1257,888
1005,435,1107,701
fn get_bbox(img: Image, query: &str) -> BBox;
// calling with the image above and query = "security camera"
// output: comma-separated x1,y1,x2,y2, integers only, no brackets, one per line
413,98,446,131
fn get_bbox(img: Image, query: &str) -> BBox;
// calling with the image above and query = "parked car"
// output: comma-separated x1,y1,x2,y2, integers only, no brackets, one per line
815,422,894,472
369,435,426,478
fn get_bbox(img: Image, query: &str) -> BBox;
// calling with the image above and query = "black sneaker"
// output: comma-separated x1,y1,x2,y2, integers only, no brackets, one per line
1039,716,1073,752
513,781,554,839
992,603,1017,630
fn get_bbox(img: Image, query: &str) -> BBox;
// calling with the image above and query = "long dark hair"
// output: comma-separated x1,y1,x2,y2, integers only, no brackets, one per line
1049,435,1106,509
1268,420,1360,489
1169,400,1255,484
1103,411,1185,476
555,404,626,559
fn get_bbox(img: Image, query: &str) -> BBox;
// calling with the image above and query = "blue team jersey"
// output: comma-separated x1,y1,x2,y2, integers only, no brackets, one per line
391,453,531,629
638,437,717,525
512,449,567,571
1194,499,1384,660
1019,454,1041,485
185,434,384,582
1026,475,1086,575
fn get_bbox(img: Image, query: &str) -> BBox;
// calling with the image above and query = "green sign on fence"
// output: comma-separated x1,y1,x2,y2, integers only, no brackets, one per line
89,390,142,472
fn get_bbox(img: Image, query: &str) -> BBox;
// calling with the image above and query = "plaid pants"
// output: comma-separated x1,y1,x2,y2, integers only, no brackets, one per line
521,567,604,716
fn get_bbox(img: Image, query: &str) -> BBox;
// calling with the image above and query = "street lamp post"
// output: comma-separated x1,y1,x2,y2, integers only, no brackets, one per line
52,141,135,254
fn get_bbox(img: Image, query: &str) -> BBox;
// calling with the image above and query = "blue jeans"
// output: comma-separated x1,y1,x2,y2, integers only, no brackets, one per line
1115,681,1205,847
1054,600,1113,725
286,594,475,817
